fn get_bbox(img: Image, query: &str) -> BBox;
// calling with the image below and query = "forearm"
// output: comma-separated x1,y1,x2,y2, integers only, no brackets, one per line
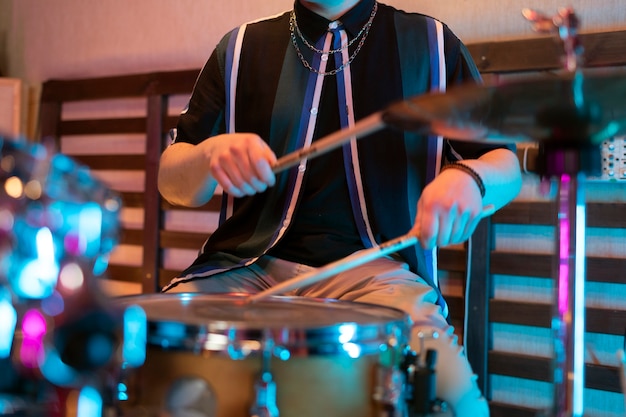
157,142,219,207
456,148,523,211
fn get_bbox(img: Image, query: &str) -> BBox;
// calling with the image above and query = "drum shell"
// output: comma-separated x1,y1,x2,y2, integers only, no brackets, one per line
115,293,410,417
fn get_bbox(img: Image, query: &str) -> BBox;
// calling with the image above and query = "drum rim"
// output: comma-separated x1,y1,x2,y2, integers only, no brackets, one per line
115,293,410,357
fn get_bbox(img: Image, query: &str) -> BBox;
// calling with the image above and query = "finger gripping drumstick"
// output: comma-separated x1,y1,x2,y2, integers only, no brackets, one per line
247,233,419,303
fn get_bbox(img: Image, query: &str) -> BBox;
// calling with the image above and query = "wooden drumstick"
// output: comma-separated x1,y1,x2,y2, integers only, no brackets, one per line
247,204,496,303
247,233,419,303
271,112,385,174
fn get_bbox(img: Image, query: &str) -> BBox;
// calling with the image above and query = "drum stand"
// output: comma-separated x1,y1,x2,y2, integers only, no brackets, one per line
525,9,593,416
539,142,600,417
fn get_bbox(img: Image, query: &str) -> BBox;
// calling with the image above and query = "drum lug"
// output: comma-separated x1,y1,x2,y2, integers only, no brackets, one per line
250,335,280,417
249,371,279,417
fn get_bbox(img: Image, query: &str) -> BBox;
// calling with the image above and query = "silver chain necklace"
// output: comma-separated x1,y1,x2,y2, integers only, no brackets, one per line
289,2,378,76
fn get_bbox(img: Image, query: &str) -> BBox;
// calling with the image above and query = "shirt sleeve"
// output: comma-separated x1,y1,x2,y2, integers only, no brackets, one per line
172,34,232,145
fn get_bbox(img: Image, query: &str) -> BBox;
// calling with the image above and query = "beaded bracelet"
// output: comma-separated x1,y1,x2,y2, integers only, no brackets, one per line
440,161,486,198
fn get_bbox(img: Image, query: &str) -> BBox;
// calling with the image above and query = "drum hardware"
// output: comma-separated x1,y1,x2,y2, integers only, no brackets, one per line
373,322,406,416
249,334,279,417
518,9,590,413
401,331,448,417
250,370,279,417
402,349,440,417
373,361,404,417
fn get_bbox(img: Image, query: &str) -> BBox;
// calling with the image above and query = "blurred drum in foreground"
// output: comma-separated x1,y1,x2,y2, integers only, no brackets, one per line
0,136,123,415
0,137,121,300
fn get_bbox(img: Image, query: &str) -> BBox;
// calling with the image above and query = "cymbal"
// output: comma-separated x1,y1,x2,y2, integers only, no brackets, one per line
383,70,626,145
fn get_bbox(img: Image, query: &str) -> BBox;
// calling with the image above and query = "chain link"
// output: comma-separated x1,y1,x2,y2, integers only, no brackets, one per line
289,2,378,76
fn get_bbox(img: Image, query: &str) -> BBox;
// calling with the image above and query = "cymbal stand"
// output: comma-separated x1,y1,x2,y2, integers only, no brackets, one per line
524,8,592,417
540,145,598,417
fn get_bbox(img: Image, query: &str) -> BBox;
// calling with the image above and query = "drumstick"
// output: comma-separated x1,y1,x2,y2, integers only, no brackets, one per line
247,233,419,303
272,111,385,173
247,204,495,303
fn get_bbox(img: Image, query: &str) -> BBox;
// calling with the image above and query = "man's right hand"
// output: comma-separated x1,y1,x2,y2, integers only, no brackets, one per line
204,133,277,197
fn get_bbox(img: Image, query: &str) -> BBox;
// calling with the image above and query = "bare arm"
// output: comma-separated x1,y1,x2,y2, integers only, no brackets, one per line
157,133,277,207
412,148,522,249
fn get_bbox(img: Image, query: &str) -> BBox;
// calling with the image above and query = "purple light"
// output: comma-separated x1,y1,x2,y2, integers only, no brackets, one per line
557,174,571,315
20,309,47,368
41,291,66,317
22,309,46,338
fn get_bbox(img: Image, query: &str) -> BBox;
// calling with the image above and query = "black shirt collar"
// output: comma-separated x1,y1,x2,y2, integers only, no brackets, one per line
293,0,377,41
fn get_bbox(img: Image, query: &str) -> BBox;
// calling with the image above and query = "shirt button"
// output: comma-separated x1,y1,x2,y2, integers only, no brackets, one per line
329,21,339,30
321,54,329,61
310,107,318,115
298,164,306,172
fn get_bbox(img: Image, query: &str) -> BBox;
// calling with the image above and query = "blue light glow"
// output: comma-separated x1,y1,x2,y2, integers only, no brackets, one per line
78,203,103,258
342,342,362,359
92,255,110,276
0,292,17,358
338,324,361,358
77,385,102,417
338,323,356,344
117,382,129,401
157,322,187,346
15,227,59,299
123,305,147,368
276,348,291,361
40,347,79,386
573,187,586,415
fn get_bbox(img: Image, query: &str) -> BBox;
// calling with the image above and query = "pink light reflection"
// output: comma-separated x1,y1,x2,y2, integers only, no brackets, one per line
557,174,570,316
20,309,47,368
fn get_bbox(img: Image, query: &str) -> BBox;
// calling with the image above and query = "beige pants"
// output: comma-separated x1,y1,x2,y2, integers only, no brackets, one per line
167,254,489,417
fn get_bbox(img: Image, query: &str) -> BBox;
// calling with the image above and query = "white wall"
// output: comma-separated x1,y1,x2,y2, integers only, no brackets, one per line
4,0,626,84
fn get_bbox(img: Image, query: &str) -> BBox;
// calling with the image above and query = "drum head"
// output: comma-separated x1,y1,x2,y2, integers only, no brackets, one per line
115,293,410,356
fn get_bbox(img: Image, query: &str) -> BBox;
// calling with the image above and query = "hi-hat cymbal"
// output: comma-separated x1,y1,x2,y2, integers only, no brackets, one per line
383,70,626,145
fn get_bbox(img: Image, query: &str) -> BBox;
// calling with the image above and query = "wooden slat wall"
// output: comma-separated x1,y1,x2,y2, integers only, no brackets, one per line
484,199,626,415
39,70,199,293
37,28,626,416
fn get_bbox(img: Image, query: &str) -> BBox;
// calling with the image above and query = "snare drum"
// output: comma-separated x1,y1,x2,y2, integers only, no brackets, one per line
114,293,410,417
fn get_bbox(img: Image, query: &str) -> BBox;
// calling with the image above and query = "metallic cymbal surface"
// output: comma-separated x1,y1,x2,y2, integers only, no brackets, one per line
383,70,626,145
